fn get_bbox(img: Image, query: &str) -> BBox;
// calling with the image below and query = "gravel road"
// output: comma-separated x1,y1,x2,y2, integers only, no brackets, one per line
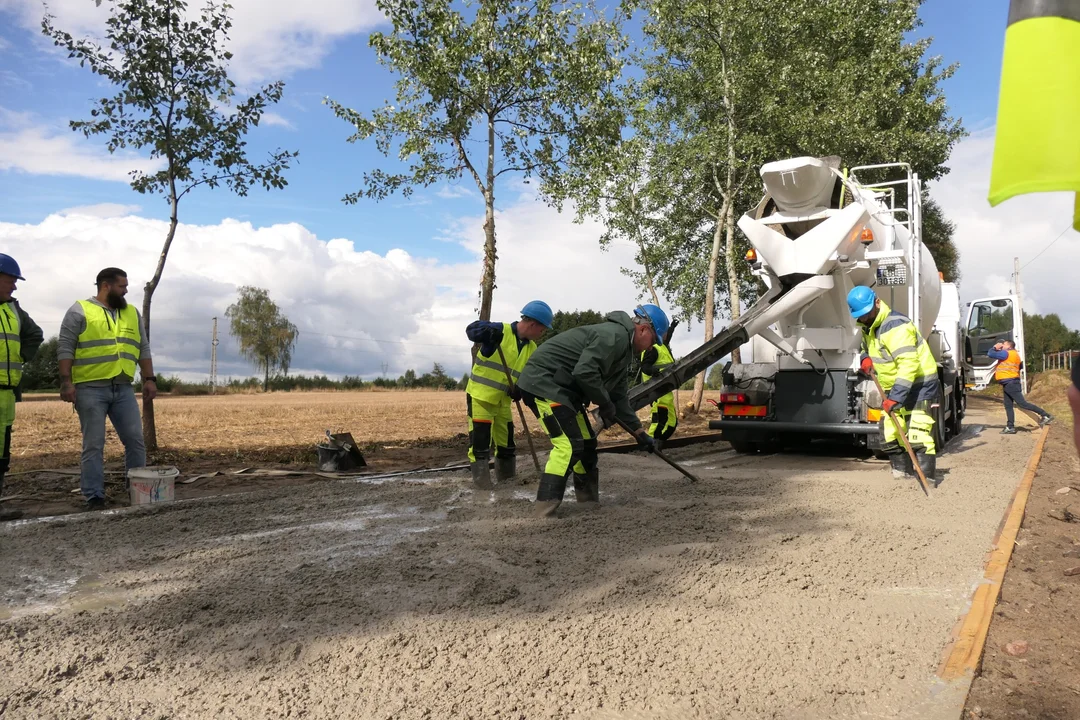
0,400,1036,719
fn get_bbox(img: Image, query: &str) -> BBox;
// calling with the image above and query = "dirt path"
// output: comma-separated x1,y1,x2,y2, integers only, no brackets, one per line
963,424,1080,719
0,400,1039,719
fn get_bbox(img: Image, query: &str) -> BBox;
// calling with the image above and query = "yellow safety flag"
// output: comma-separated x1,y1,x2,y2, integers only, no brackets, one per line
989,1,1080,230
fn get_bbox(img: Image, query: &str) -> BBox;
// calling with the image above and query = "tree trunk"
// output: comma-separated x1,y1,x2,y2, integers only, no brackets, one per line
723,193,742,364
632,192,662,307
690,213,726,413
477,112,497,322
140,188,179,452
264,359,269,393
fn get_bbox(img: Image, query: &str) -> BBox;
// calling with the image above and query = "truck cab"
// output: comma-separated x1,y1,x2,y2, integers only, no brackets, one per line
964,294,1026,392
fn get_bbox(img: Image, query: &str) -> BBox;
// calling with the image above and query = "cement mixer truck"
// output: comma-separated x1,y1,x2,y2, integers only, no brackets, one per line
628,156,1024,455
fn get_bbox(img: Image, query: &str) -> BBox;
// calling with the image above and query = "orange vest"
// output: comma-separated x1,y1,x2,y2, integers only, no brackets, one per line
994,349,1022,382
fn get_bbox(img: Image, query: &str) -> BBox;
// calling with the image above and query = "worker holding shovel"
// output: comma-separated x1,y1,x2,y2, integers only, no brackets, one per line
849,286,941,487
464,301,552,489
516,305,668,518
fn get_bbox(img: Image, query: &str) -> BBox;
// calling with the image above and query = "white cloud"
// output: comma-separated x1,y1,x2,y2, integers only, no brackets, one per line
0,107,164,182
1,0,385,84
0,191,646,381
931,128,1080,327
435,183,475,199
58,203,142,218
261,112,295,130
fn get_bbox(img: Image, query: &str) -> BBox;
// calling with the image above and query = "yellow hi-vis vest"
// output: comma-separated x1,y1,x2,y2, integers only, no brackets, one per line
0,302,22,388
989,0,1080,231
466,323,536,404
861,301,939,404
641,342,676,410
994,349,1023,382
72,301,141,384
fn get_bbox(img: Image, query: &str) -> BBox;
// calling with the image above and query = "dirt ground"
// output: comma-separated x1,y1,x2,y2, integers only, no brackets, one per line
963,423,1080,720
2,390,723,519
0,396,1047,719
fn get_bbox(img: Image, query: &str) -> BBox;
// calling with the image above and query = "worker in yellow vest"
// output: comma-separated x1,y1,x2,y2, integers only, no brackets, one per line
0,254,44,521
58,268,157,510
464,301,552,489
988,340,1052,433
990,1,1080,231
848,286,940,485
640,326,678,449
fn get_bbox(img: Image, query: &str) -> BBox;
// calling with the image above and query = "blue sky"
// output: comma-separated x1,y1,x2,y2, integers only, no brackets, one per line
0,0,1076,381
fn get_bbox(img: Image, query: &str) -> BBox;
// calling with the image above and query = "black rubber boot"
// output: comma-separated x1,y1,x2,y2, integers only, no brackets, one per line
494,455,516,484
572,468,600,504
916,450,937,488
471,459,494,490
534,472,567,517
889,452,913,479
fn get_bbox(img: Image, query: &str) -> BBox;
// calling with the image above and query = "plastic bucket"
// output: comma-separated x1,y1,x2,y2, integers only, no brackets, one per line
127,466,179,506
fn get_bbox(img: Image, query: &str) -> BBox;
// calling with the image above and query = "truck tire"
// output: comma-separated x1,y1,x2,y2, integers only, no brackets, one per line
730,440,759,454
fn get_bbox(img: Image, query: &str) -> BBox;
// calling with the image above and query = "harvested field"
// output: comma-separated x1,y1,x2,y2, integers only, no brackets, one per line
0,397,1049,718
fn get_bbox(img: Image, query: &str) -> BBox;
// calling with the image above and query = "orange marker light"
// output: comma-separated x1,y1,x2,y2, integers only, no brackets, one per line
745,248,757,262
859,228,874,244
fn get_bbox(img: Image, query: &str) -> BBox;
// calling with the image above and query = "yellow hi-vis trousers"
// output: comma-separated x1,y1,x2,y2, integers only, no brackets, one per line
530,397,597,479
466,394,514,463
648,396,678,443
883,403,936,456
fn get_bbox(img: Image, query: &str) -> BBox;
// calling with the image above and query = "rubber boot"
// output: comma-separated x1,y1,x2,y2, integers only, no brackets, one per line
471,459,494,490
0,475,23,522
494,455,516,484
916,450,937,488
889,452,914,479
534,472,567,518
572,467,600,506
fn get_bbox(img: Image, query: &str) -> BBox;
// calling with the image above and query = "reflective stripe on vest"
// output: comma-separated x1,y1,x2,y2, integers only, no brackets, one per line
466,322,536,404
0,303,22,387
990,0,1080,231
642,343,676,408
862,303,938,400
72,301,142,384
994,349,1022,382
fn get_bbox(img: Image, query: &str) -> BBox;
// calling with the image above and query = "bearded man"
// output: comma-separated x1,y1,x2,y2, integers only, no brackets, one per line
58,268,156,509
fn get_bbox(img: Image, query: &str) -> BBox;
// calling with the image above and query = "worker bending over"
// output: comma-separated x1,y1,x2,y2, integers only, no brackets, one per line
640,316,678,449
988,340,1052,433
848,286,939,484
465,301,552,489
517,305,668,518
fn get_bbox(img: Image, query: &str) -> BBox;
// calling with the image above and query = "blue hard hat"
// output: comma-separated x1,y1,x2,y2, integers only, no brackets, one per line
634,303,670,340
0,254,24,281
521,300,553,329
847,286,877,318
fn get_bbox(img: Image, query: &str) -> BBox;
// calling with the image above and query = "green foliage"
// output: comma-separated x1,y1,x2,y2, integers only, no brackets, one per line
20,336,59,391
706,363,724,391
922,194,960,283
540,309,606,344
43,0,297,202
1024,312,1080,369
225,287,299,392
324,0,628,320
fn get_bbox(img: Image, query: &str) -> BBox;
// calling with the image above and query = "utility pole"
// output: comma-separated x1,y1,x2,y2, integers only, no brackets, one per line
210,317,219,395
1013,257,1027,393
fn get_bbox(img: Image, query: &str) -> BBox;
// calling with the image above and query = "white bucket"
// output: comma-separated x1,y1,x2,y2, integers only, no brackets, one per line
127,466,179,506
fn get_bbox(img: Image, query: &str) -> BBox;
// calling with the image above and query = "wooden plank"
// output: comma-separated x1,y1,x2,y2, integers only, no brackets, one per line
937,425,1050,681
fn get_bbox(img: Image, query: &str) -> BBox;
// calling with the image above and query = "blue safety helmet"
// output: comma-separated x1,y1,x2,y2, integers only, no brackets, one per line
0,254,25,281
847,286,877,318
520,300,553,329
634,303,670,340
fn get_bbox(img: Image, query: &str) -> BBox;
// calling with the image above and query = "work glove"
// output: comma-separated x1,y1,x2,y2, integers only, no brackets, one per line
508,385,522,402
598,401,618,430
859,357,874,377
881,398,899,414
634,429,656,453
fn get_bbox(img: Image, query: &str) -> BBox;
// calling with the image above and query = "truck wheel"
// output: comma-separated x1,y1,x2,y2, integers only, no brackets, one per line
872,449,889,461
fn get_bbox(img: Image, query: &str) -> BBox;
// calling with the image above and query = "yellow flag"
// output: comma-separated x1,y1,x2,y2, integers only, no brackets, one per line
989,3,1080,231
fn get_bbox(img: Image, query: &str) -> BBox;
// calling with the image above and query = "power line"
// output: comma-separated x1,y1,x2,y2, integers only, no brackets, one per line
1020,224,1075,270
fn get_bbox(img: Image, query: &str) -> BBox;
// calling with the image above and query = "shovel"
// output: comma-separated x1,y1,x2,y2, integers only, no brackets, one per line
494,346,543,476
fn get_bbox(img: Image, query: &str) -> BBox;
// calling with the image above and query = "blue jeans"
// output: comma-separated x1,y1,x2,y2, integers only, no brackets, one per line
1001,379,1048,428
76,384,146,500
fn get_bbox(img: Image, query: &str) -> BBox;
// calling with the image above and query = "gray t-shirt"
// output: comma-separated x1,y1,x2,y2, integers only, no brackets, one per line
58,298,152,386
